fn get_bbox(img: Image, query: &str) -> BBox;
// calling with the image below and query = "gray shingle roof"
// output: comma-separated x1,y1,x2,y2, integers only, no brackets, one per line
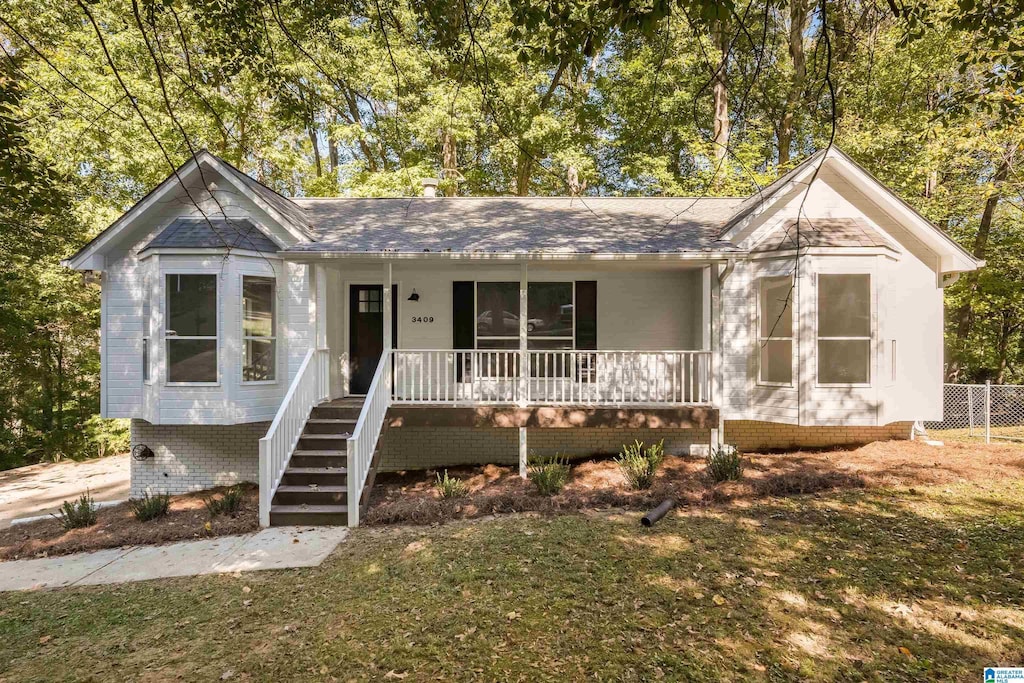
287,197,746,254
141,218,280,253
751,218,897,252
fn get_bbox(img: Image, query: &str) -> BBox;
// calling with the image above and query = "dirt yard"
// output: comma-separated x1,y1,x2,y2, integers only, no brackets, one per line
365,439,1024,525
0,484,258,561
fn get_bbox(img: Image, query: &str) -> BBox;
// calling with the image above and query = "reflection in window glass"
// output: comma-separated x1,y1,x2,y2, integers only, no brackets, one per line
166,274,218,382
476,282,519,338
243,276,275,381
758,276,793,384
527,283,573,338
817,274,871,384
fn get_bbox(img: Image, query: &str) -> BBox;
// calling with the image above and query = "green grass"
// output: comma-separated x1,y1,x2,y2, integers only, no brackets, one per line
3,480,1024,681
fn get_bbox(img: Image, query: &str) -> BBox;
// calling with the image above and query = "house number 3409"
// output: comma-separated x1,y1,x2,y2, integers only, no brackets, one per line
411,316,435,323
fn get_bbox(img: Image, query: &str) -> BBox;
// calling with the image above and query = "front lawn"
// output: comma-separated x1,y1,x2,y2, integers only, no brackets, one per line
2,475,1023,681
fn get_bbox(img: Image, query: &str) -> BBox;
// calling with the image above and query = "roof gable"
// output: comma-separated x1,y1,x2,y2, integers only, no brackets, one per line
721,147,982,273
64,151,309,270
750,218,897,253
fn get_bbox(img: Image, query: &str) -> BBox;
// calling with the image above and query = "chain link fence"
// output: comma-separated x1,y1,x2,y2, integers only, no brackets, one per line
925,383,1024,443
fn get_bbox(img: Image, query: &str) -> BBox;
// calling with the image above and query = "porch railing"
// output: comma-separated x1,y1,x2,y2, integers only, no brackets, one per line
258,347,330,527
346,348,393,527
392,349,711,405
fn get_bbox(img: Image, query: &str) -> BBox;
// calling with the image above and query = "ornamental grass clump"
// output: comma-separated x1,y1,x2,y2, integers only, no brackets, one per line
434,470,469,499
204,485,245,517
54,491,98,530
129,492,171,522
529,454,571,496
615,439,665,490
706,445,744,483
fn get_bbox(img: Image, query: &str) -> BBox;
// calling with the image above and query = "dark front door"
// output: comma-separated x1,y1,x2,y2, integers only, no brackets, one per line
349,284,397,394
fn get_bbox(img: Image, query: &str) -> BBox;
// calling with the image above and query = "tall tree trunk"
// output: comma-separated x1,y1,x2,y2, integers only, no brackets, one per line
711,18,730,168
949,143,1017,379
442,129,458,189
779,0,810,168
328,130,339,174
515,150,533,196
308,126,323,177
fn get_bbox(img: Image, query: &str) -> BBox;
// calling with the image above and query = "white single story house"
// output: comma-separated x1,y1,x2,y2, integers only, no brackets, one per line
63,147,982,526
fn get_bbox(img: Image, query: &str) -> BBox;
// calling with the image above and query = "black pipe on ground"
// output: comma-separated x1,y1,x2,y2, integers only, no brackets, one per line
641,499,675,527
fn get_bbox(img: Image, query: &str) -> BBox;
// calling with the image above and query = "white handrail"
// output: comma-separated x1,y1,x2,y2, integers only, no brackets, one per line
392,349,712,405
346,348,393,527
258,347,329,527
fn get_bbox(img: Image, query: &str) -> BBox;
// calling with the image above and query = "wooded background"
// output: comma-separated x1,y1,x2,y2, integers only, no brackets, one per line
0,0,1020,469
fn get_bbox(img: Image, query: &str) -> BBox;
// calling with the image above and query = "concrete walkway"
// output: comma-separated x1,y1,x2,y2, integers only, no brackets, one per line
0,455,129,528
0,526,348,592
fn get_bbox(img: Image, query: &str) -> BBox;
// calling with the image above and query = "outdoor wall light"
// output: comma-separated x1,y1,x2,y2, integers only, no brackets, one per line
408,289,420,302
131,444,155,461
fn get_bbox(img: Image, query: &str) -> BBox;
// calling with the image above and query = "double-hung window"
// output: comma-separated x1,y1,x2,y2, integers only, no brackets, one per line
166,274,218,383
476,282,519,350
528,282,574,378
758,276,794,385
242,276,276,382
817,274,871,384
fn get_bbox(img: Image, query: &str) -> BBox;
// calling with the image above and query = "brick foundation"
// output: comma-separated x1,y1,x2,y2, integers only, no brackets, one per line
378,427,711,471
129,420,266,497
723,420,913,452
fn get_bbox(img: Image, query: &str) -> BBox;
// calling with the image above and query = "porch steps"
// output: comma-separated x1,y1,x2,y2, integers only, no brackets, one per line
268,397,383,527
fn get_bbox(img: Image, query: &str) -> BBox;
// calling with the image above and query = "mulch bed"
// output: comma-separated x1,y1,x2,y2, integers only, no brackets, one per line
364,439,1024,526
0,484,258,561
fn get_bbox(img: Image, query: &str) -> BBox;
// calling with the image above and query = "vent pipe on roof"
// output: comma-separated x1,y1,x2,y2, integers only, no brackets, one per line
421,177,438,198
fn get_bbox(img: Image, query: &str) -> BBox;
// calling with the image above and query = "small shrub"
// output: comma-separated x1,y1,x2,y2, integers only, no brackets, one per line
434,470,469,499
529,454,570,495
615,439,665,490
706,445,744,483
54,492,98,529
204,486,245,517
129,492,170,522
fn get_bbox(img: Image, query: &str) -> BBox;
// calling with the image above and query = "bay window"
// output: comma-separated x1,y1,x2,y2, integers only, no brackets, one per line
242,276,276,382
166,274,218,383
758,276,793,385
817,274,871,384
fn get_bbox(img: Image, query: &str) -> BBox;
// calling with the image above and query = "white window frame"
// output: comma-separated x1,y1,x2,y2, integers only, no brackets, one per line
241,274,277,385
164,271,220,386
142,275,152,385
815,273,872,387
474,281,521,349
757,275,794,387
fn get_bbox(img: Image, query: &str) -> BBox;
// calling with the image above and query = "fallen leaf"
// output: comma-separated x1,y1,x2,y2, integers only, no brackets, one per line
242,586,251,594
383,671,408,680
220,671,234,681
506,611,521,621
712,595,727,606
38,635,52,645
898,646,914,660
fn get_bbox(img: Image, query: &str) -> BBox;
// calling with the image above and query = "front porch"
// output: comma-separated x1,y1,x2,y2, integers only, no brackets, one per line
261,257,725,527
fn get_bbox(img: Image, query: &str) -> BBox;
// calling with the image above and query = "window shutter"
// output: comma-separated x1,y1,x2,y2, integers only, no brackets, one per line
453,281,475,349
575,281,597,350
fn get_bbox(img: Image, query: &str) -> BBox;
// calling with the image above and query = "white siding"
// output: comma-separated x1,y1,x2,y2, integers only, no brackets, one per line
98,171,296,424
733,169,945,427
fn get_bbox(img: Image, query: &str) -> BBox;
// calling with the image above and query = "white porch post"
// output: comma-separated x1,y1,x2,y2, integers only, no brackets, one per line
314,264,327,349
519,262,528,478
708,263,722,451
383,262,393,350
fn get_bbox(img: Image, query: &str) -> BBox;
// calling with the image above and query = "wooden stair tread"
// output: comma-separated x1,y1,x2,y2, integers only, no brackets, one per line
270,504,348,514
292,449,349,456
285,466,347,474
307,418,357,424
300,433,351,439
277,484,347,493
